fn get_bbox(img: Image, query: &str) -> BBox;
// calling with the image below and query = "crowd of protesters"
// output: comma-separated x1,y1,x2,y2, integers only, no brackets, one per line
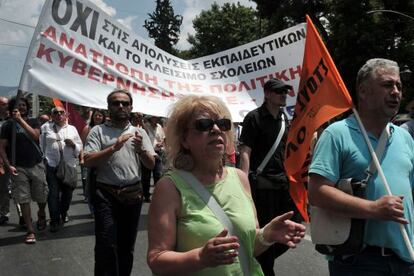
1,57,414,276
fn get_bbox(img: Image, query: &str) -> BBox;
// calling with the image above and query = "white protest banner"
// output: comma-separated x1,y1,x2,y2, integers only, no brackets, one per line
20,0,306,122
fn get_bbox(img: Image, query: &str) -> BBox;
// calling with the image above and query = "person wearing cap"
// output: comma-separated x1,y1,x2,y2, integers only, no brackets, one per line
239,78,299,275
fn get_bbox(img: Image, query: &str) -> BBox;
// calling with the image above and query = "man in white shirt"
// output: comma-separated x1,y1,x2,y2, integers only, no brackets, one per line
40,107,82,232
142,116,165,202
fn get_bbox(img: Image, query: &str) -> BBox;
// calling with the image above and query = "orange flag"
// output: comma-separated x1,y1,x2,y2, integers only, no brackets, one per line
52,98,64,108
285,15,353,222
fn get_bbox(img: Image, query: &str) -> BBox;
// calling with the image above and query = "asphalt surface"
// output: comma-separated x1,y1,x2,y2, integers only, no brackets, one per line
0,183,328,276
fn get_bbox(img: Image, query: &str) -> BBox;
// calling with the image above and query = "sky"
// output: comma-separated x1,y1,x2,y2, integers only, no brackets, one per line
0,0,256,87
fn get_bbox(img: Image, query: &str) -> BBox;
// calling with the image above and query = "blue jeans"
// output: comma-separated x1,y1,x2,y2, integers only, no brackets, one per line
46,164,74,224
329,249,414,276
93,185,143,276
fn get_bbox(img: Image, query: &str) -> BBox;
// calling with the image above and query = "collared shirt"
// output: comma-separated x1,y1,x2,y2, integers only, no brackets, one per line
84,121,155,186
309,115,414,263
239,104,288,174
40,121,82,167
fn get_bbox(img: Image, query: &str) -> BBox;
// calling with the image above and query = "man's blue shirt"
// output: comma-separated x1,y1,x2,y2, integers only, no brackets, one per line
309,115,414,262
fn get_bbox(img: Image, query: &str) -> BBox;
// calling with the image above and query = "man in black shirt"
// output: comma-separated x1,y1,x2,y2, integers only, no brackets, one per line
0,96,48,244
239,78,297,276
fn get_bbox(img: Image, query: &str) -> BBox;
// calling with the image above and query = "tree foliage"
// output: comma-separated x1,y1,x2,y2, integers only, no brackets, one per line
144,0,183,54
251,0,414,111
185,3,266,58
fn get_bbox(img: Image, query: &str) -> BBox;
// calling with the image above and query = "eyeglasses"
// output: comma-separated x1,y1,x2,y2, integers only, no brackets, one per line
110,101,131,107
52,110,65,115
194,118,231,132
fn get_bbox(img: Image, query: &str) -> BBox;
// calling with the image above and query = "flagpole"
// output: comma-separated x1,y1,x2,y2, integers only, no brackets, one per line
352,107,414,261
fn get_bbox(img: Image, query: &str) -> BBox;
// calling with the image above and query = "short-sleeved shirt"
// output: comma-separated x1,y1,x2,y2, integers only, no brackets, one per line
0,118,43,167
84,121,156,187
309,115,414,263
239,104,288,174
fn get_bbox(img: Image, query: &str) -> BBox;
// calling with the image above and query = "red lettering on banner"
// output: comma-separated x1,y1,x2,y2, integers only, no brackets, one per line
131,82,146,94
90,49,102,63
130,69,143,81
88,66,102,82
57,52,72,67
103,56,114,67
103,72,114,84
74,43,87,59
72,59,87,75
115,63,129,75
36,44,55,63
42,26,57,42
116,78,131,90
59,32,75,50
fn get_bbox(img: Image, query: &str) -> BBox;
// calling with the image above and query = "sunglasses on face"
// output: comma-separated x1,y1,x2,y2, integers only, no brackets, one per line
110,100,131,107
194,118,232,132
52,110,65,115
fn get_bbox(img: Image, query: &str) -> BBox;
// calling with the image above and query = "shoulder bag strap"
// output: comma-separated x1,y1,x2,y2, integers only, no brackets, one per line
362,124,390,184
176,170,251,276
256,112,286,174
18,122,44,159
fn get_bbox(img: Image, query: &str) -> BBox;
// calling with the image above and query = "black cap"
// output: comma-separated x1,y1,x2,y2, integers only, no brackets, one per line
263,78,293,91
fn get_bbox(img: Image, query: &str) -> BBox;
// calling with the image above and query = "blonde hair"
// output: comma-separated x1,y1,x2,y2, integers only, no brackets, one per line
165,95,234,169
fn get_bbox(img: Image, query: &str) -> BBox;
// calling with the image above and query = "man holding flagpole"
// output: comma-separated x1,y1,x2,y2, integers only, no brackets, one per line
309,58,414,275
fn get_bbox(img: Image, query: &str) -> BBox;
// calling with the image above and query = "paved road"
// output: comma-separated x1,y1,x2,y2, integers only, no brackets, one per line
0,184,328,276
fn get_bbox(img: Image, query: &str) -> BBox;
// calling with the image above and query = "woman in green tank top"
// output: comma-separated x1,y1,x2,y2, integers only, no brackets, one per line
147,95,305,275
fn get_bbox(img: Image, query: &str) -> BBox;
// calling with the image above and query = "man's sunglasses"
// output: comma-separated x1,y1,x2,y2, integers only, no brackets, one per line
194,118,232,132
110,100,131,107
52,110,65,115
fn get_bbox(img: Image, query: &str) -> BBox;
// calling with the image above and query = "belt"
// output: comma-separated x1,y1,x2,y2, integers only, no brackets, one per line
96,182,139,190
363,246,396,257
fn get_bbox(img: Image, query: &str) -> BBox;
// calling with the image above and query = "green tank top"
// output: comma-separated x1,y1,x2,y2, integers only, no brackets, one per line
168,167,264,276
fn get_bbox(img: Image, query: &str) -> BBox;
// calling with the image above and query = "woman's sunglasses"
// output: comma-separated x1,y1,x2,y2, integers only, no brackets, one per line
194,118,231,132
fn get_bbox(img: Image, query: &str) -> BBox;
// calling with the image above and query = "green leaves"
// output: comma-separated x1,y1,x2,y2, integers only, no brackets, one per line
143,0,183,54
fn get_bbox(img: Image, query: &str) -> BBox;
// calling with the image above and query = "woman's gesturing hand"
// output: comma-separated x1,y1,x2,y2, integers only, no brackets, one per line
264,211,306,248
198,229,240,267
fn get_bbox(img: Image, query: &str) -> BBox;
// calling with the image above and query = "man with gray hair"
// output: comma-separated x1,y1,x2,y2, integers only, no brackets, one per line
309,58,414,275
